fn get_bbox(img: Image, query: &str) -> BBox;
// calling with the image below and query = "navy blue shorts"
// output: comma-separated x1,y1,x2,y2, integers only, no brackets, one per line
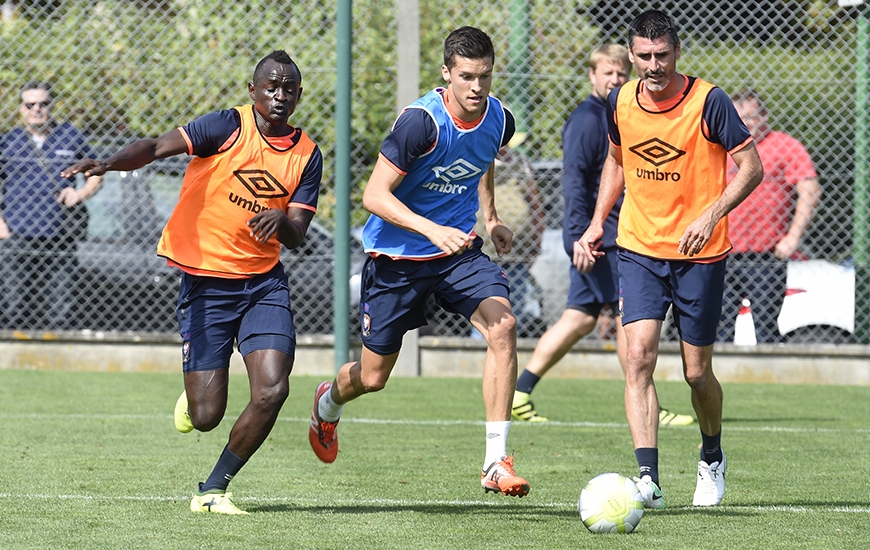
359,238,510,355
566,247,619,318
617,249,725,346
177,262,296,372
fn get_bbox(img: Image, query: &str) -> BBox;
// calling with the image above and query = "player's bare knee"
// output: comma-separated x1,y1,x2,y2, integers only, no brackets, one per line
625,348,656,373
683,368,713,390
486,313,517,344
358,371,389,393
190,407,223,432
252,381,289,411
624,367,652,387
503,312,518,335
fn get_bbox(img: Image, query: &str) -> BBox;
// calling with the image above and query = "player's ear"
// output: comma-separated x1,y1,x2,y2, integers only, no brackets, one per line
248,82,256,101
441,65,450,83
297,87,303,104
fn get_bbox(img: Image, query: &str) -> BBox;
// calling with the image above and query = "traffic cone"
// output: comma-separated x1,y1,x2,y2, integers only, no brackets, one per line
734,298,757,345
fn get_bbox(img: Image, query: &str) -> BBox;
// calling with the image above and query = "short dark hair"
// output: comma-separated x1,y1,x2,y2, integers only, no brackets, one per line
252,50,300,84
627,10,679,50
443,26,494,69
730,88,767,115
20,80,52,100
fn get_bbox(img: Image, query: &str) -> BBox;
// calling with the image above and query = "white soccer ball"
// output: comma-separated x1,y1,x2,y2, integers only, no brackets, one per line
578,472,645,534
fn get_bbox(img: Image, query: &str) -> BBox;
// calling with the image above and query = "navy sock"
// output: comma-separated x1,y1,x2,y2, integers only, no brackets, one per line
200,446,247,492
700,430,723,464
516,370,541,394
634,447,659,485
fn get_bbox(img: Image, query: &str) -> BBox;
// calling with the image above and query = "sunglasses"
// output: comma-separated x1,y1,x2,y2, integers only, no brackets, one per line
23,101,51,110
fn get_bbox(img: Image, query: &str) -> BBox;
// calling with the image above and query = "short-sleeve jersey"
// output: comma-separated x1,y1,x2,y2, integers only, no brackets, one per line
157,105,321,278
561,94,622,254
609,76,751,260
361,89,508,259
727,130,817,253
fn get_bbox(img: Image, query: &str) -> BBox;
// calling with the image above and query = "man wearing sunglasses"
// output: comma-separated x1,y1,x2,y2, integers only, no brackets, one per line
0,81,102,329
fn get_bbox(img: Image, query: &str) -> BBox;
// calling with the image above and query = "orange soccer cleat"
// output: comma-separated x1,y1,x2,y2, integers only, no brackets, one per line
308,381,340,463
481,455,530,497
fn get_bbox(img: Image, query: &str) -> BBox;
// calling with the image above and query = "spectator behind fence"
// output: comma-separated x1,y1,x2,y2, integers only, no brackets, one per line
472,143,545,337
578,10,763,508
61,50,323,515
718,89,821,344
511,44,693,428
0,81,103,330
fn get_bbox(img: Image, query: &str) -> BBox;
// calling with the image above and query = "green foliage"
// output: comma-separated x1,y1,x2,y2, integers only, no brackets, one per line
680,33,858,256
2,370,870,549
0,0,861,238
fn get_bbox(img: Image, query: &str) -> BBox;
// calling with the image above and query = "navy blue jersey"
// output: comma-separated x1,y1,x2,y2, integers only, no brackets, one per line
561,94,622,254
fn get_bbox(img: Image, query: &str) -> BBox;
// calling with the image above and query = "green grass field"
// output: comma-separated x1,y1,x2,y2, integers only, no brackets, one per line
2,369,868,549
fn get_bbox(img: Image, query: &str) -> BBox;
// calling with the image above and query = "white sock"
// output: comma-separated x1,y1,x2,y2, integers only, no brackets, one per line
317,386,343,422
484,421,510,467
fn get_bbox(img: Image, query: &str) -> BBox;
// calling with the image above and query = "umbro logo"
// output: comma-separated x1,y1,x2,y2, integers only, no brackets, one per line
433,158,482,183
629,138,686,167
233,169,289,198
423,159,481,195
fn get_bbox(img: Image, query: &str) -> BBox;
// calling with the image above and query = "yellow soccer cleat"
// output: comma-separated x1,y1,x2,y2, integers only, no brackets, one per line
511,391,548,422
190,490,248,515
174,391,194,433
658,408,694,427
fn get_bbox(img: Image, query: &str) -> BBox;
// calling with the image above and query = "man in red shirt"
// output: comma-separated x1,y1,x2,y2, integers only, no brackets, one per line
719,89,821,343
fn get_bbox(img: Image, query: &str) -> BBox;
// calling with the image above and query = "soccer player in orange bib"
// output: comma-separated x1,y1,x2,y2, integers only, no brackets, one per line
61,51,322,515
578,11,763,508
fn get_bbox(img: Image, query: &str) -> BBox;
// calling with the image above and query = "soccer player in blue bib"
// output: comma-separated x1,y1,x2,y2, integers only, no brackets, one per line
308,26,530,497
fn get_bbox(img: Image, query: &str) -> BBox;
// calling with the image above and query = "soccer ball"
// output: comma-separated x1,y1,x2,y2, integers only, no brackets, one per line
578,473,645,534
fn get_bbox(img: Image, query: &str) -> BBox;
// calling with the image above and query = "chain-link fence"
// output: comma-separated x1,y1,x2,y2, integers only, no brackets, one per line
0,0,865,346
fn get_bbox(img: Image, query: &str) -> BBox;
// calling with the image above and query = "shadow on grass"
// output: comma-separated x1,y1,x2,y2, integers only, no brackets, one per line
645,499,870,517
248,502,578,517
734,500,870,509
645,508,749,518
723,416,839,423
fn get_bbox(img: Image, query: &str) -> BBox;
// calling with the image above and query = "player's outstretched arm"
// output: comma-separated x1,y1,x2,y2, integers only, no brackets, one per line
60,129,189,178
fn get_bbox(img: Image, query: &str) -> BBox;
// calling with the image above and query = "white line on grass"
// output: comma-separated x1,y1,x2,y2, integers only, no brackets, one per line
1,493,868,514
0,492,555,508
1,413,868,434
